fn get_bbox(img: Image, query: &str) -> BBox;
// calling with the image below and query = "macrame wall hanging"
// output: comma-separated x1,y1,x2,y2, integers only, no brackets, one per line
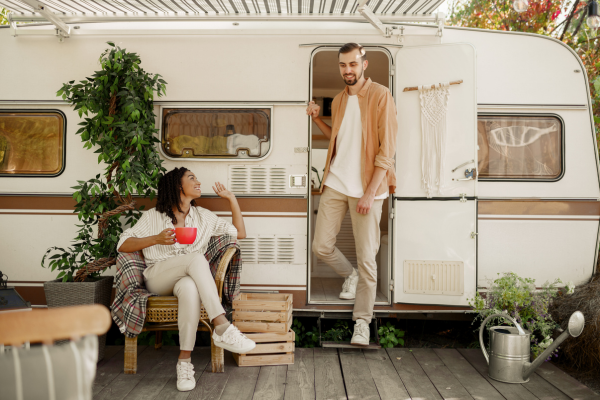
418,82,450,198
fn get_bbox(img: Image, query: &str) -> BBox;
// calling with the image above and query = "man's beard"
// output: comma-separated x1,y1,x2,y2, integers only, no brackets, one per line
343,68,363,86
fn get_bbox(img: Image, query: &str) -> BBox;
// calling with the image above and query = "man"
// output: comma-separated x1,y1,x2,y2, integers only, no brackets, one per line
307,43,397,345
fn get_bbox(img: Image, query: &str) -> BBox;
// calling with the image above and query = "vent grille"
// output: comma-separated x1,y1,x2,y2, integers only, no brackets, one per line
229,165,288,194
238,235,303,264
403,260,464,296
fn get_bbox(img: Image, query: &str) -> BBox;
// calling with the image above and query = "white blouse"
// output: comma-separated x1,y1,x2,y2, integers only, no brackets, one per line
117,206,238,268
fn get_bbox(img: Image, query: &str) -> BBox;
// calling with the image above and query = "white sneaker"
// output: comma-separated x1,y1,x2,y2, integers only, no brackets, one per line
212,324,256,354
176,361,196,392
339,269,358,300
351,319,370,346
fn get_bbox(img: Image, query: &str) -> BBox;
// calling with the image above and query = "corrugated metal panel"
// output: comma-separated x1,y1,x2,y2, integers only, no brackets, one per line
0,0,444,16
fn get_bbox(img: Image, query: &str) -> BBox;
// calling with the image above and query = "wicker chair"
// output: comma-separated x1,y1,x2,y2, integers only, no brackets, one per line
124,247,237,374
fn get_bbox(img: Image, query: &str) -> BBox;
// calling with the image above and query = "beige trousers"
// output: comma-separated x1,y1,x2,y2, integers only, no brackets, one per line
312,186,383,323
144,252,225,351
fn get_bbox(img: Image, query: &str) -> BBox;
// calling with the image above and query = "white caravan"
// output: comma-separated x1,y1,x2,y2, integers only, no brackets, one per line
1,0,599,317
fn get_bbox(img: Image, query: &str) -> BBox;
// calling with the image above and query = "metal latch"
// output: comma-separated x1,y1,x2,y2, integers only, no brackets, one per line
390,280,394,291
471,232,478,239
460,193,467,203
390,209,395,219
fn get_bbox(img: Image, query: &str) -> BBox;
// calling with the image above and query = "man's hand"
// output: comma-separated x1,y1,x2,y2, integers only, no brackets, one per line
357,192,375,215
155,228,176,245
213,182,235,201
306,101,320,119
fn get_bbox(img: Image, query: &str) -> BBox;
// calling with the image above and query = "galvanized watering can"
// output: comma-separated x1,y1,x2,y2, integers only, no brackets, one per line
478,311,585,383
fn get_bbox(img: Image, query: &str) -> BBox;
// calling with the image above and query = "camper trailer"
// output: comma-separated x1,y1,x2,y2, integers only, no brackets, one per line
1,0,599,318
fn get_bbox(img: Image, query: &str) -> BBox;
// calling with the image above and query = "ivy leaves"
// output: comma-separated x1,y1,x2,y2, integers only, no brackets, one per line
43,42,166,282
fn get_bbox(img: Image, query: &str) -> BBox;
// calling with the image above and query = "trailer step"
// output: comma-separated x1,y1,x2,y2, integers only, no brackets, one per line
321,341,382,349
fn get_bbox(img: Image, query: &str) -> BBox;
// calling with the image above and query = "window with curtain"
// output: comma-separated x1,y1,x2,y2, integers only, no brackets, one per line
0,111,66,177
161,108,271,159
477,115,563,180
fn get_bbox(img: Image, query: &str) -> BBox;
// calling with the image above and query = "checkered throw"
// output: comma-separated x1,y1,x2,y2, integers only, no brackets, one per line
110,235,241,338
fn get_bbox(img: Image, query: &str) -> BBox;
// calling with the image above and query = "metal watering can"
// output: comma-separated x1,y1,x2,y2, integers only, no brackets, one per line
478,311,585,383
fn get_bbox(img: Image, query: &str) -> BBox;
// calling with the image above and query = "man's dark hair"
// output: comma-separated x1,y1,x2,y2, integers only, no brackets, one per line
156,167,197,224
338,43,366,62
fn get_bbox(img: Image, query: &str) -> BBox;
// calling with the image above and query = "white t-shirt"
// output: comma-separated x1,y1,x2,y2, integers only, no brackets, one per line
324,95,389,200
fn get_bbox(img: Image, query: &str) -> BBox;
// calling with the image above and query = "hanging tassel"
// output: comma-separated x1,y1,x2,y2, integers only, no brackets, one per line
418,82,450,198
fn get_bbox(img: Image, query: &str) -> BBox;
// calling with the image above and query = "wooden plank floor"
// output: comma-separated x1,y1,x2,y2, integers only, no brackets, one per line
310,278,387,303
95,346,600,400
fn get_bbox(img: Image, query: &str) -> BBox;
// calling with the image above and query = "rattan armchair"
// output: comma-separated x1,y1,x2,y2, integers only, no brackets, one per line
124,247,237,374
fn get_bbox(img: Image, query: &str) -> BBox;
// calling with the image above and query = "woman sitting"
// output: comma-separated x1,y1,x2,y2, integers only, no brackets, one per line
117,167,255,392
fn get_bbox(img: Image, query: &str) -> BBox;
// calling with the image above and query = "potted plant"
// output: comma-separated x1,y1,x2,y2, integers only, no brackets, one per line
469,272,563,359
42,42,166,360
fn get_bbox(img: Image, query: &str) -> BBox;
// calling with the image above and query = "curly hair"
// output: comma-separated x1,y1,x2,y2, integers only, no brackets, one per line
156,167,197,224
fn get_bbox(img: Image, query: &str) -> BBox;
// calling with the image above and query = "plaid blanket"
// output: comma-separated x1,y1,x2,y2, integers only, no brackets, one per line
110,235,241,338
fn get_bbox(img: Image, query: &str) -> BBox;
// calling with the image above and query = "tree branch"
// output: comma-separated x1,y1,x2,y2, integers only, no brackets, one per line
561,0,580,41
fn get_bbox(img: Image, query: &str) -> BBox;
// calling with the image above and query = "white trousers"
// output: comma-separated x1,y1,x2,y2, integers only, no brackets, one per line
144,252,225,351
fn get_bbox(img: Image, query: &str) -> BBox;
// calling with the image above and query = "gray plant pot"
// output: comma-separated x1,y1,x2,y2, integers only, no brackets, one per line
44,275,114,361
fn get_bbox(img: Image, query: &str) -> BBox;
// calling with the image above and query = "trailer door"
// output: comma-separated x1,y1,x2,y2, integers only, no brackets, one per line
393,43,477,306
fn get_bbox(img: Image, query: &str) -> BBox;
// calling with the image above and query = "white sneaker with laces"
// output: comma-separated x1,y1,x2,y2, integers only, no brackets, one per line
350,319,370,346
212,324,256,353
339,269,359,300
176,361,196,392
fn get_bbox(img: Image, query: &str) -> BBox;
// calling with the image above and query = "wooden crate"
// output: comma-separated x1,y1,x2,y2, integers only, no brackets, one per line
233,330,295,367
232,293,293,333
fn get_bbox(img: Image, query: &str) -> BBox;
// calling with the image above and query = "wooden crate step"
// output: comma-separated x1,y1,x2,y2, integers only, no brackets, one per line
234,312,292,333
233,329,296,367
232,293,292,312
233,352,294,367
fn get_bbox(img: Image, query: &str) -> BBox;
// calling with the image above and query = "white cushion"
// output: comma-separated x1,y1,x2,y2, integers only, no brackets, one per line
0,335,98,400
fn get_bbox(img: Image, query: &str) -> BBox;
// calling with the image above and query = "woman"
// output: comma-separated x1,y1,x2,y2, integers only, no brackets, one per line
117,167,255,392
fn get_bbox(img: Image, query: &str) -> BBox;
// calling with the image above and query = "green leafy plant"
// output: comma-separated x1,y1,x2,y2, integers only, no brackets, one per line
378,321,405,348
42,42,167,282
469,272,562,358
311,166,323,188
322,320,353,342
292,319,320,348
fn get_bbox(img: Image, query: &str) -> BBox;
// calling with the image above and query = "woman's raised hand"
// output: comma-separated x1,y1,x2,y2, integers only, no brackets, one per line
213,182,235,201
155,228,176,245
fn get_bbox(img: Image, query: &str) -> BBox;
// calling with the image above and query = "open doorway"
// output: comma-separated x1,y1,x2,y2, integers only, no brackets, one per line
309,47,392,305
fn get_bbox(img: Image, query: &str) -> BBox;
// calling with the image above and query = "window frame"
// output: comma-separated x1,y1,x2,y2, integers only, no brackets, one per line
158,104,274,162
477,112,566,183
0,109,67,178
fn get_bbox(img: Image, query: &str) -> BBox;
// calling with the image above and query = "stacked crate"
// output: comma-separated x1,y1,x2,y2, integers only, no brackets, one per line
232,293,294,367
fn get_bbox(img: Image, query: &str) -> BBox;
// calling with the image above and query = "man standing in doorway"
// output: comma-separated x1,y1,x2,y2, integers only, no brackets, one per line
307,43,397,345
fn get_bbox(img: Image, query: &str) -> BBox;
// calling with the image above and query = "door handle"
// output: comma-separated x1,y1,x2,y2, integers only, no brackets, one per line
452,160,474,173
453,168,477,181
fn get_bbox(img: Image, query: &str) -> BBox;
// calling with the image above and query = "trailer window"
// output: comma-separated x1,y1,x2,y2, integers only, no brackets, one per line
477,115,562,180
0,111,66,177
161,108,270,159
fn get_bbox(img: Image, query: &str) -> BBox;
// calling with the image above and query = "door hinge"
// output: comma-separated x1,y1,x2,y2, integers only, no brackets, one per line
471,232,478,239
390,280,394,291
390,209,395,219
460,193,467,203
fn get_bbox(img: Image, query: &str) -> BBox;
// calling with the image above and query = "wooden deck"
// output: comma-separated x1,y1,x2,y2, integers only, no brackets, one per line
94,345,600,400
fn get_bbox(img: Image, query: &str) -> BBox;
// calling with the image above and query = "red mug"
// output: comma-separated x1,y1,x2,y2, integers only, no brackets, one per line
175,227,197,244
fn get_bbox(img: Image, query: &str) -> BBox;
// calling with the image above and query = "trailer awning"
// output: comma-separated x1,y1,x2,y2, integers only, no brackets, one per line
0,0,444,16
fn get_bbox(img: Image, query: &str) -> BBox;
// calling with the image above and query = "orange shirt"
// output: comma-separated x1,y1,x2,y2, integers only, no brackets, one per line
321,78,398,197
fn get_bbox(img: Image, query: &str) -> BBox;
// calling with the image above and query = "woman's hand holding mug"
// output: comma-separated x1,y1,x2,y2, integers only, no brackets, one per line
155,228,176,245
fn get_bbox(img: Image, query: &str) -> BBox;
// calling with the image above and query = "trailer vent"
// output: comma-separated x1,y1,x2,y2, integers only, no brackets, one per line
237,235,305,264
229,165,288,194
403,260,464,296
